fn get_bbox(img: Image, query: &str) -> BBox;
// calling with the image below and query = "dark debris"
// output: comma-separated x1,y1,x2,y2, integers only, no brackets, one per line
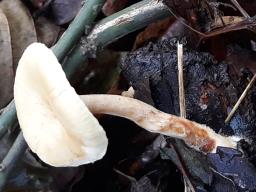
121,37,256,191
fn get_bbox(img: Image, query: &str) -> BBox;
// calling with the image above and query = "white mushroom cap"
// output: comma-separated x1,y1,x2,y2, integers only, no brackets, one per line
14,42,108,167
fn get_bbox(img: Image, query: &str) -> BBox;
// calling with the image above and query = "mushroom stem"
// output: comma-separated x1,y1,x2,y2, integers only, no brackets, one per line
80,94,237,153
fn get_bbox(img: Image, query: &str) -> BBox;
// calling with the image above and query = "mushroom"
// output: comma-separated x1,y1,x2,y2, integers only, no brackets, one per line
14,43,108,167
14,43,237,167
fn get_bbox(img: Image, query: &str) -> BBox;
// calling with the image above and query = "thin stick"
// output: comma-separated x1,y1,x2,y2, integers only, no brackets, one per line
177,43,195,192
225,73,256,124
80,94,237,153
177,43,186,118
230,0,250,18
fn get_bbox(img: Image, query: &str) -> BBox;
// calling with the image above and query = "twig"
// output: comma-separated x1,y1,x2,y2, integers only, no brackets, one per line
177,43,186,118
230,0,250,18
177,43,195,192
173,142,196,192
225,73,256,124
209,167,236,186
204,15,256,37
165,2,255,43
164,6,207,37
52,0,105,61
0,132,27,191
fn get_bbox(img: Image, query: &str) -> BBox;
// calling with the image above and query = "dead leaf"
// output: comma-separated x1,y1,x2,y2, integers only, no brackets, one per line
51,0,83,25
0,9,14,108
29,0,47,8
35,16,61,47
0,0,37,72
102,0,128,16
133,17,174,50
211,16,244,29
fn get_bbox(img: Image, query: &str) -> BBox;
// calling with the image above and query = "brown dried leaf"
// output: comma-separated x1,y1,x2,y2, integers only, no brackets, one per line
29,0,47,8
35,16,61,47
133,17,174,50
102,0,128,16
51,0,83,25
211,16,244,30
0,9,14,108
0,0,37,72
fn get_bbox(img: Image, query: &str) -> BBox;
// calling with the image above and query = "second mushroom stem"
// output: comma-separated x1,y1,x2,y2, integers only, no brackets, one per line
80,94,237,153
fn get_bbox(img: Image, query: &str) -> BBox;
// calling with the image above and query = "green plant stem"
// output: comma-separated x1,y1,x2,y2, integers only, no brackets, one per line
52,0,105,61
0,101,17,139
63,0,170,78
0,132,27,191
